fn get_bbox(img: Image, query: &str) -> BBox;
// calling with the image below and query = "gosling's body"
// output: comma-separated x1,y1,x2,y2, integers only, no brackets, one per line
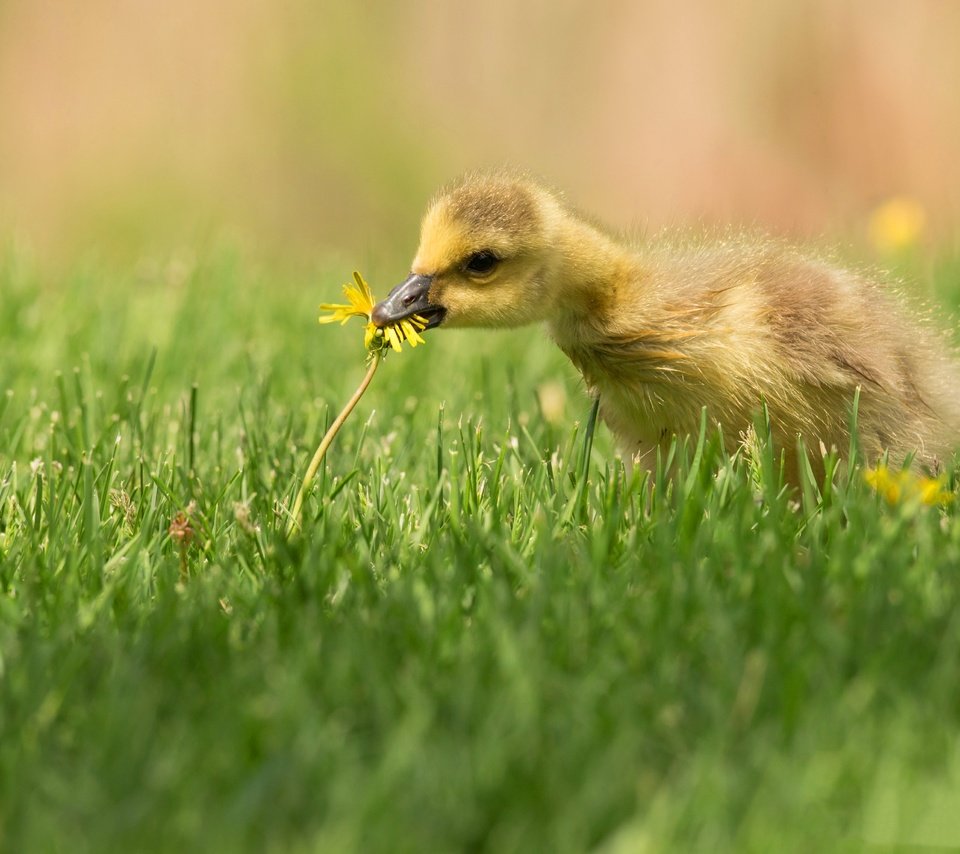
373,173,960,475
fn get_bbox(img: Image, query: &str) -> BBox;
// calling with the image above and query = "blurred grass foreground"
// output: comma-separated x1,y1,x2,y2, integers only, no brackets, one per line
0,245,959,852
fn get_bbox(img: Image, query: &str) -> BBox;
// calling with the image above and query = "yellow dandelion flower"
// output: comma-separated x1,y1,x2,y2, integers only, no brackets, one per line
868,197,926,254
291,271,432,536
318,271,375,325
865,464,954,507
399,319,426,347
318,272,428,356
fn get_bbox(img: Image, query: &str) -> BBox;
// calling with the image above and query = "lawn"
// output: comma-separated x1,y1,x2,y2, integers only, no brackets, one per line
2,247,960,852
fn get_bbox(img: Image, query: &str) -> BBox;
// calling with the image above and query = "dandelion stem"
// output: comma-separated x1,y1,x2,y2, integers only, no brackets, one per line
287,352,382,536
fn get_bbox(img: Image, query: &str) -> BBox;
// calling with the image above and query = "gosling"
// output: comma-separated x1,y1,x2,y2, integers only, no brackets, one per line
372,172,960,479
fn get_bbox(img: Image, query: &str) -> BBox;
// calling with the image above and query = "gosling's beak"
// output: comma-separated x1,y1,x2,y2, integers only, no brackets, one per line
371,273,446,329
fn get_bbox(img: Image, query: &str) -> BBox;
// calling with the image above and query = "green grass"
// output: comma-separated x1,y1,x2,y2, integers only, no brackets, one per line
2,247,960,853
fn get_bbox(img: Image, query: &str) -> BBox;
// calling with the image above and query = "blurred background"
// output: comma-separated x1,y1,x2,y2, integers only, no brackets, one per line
1,0,959,271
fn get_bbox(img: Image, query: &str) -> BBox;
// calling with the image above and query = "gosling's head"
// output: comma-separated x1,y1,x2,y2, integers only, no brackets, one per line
372,173,565,330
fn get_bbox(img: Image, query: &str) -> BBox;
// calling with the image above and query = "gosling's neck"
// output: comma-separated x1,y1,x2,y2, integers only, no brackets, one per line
545,212,639,346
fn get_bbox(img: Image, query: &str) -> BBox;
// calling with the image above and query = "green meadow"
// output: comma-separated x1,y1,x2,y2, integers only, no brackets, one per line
2,248,960,852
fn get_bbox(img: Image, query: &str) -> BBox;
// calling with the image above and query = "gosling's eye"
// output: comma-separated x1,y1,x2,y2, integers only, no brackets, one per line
463,250,500,276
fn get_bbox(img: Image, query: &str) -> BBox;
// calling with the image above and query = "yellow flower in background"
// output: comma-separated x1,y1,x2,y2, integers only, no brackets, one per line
864,465,903,504
319,271,428,354
868,197,926,254
865,464,954,507
917,476,954,507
